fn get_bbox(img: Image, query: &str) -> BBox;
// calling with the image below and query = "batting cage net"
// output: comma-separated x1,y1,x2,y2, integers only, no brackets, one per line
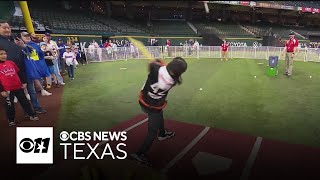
83,46,320,63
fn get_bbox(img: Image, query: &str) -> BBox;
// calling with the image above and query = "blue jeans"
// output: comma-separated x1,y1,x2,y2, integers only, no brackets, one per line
27,79,41,110
52,58,64,84
58,56,62,70
67,65,74,78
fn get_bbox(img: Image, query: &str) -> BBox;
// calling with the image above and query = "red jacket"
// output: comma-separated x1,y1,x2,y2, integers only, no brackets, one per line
0,60,22,91
104,42,111,48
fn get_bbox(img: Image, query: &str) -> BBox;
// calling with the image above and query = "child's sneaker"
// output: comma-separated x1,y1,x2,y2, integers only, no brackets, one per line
26,94,31,100
35,108,47,114
29,116,39,121
55,83,60,88
158,130,175,141
41,90,52,96
60,82,65,86
14,96,18,103
8,122,16,126
46,84,51,89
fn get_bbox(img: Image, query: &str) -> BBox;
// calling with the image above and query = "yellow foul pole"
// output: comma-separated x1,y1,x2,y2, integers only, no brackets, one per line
18,1,34,34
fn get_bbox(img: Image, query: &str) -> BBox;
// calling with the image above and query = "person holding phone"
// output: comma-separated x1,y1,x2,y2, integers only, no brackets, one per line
0,20,47,114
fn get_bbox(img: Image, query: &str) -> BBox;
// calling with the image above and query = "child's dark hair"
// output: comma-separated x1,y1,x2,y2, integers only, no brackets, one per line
0,46,7,52
166,57,187,85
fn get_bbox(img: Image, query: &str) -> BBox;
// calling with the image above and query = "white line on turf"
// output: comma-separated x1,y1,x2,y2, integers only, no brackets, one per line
240,136,263,180
123,118,148,132
161,126,211,174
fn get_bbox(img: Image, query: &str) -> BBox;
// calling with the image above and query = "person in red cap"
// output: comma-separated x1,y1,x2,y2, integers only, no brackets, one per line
282,33,299,77
221,40,229,61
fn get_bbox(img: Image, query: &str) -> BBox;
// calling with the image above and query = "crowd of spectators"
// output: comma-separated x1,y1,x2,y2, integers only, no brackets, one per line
0,20,86,126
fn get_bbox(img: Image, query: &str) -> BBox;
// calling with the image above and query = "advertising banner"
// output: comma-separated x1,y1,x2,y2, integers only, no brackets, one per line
312,8,320,13
281,5,295,10
225,39,263,47
240,1,250,6
302,7,313,12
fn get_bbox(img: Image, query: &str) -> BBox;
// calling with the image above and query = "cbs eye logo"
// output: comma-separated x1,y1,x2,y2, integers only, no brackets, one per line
19,138,50,153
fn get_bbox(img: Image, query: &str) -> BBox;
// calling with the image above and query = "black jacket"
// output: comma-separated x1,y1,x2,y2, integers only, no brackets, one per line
0,35,27,92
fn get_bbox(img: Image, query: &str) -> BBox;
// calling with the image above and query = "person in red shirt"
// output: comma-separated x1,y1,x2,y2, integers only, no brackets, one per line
221,40,229,61
0,47,39,126
103,40,111,48
282,33,299,77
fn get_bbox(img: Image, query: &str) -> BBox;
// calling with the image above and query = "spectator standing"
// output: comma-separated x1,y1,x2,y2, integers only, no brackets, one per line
71,46,79,68
112,40,118,60
74,46,81,64
0,20,47,114
166,39,172,57
57,38,67,74
0,47,39,126
63,46,76,79
40,42,59,88
43,35,65,85
220,40,229,61
20,32,52,95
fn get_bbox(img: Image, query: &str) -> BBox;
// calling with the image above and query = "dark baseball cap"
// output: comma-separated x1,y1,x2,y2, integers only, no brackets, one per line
289,33,294,36
45,32,51,36
58,38,62,41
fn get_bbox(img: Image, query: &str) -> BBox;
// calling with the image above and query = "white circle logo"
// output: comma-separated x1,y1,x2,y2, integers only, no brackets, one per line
60,131,69,141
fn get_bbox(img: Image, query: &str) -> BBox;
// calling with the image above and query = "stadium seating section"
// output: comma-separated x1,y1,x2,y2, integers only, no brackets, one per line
2,1,320,42
193,22,255,38
28,7,194,36
151,21,195,35
194,20,317,40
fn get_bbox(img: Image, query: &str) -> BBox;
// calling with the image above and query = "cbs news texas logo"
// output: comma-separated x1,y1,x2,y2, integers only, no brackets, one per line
16,127,53,164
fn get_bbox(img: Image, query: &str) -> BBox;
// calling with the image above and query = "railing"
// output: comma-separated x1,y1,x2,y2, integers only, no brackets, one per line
83,46,320,63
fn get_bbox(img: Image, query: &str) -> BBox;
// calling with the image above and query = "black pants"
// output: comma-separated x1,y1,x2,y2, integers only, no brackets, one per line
137,104,165,155
79,56,86,64
4,88,35,123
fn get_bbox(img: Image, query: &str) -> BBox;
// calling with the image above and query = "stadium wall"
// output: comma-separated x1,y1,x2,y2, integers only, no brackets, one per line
308,35,320,48
224,38,263,48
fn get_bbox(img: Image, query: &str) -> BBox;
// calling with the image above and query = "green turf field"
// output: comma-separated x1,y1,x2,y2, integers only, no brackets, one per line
57,58,320,148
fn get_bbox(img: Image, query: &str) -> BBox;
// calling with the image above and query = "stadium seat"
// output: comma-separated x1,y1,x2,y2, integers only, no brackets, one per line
151,21,196,35
193,21,255,38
